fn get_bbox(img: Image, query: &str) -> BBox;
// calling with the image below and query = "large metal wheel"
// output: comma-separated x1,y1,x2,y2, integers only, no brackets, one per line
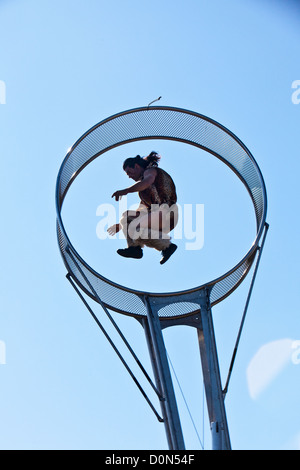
56,106,267,320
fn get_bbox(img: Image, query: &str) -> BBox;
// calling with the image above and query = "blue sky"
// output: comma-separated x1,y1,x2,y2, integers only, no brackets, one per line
0,0,299,450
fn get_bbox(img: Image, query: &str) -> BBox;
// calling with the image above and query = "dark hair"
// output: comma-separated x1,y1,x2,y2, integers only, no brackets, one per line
123,151,161,170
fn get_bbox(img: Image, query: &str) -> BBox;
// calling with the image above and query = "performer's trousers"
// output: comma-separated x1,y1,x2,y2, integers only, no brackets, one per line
120,203,178,251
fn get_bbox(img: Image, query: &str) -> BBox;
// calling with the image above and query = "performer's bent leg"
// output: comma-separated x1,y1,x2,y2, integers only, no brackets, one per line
128,205,178,252
140,229,171,251
119,205,178,262
119,210,145,248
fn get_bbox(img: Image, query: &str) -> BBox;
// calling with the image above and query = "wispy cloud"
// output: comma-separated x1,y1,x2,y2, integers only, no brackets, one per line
281,432,300,451
246,339,295,399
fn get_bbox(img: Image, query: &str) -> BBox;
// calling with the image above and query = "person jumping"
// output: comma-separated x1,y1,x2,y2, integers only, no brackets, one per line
108,151,178,265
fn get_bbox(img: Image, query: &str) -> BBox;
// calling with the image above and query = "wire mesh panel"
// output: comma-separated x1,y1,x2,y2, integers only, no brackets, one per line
56,106,267,319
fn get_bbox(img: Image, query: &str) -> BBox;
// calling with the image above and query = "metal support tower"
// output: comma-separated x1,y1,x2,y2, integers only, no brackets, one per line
141,289,231,451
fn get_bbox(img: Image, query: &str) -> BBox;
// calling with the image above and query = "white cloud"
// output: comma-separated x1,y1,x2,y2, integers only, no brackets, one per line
281,432,300,450
246,339,294,400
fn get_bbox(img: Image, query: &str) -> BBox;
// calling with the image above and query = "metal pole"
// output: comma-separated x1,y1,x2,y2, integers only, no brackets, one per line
211,422,222,451
223,222,269,397
143,296,185,450
142,316,173,449
197,289,231,450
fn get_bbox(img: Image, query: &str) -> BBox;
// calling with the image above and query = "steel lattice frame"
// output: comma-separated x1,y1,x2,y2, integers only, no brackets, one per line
56,106,267,320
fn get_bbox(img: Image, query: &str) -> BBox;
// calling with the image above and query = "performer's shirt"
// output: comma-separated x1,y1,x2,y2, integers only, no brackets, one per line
139,166,177,210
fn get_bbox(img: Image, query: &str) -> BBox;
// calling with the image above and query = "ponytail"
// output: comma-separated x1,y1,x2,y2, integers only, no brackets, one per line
123,151,161,170
143,151,161,167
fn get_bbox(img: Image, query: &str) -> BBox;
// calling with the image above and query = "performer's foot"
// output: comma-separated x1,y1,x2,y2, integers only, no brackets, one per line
117,246,143,259
160,243,177,265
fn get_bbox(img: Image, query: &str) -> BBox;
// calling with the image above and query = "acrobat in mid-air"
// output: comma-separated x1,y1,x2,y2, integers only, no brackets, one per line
108,152,178,265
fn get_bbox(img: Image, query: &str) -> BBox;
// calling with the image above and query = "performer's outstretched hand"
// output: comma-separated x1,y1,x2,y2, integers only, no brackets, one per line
112,189,128,201
107,223,121,236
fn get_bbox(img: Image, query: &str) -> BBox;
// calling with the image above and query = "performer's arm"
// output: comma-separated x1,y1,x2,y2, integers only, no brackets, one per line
112,168,156,201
